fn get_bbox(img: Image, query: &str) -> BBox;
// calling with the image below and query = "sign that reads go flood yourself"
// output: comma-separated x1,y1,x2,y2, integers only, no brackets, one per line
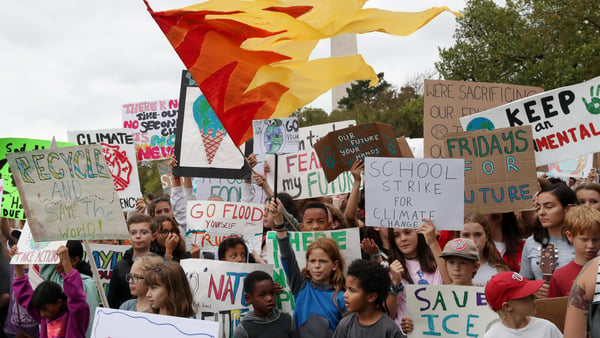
314,122,400,182
460,76,600,166
68,129,142,211
364,157,464,230
405,285,497,338
443,126,537,214
7,144,129,241
424,79,543,159
253,117,299,155
122,99,178,161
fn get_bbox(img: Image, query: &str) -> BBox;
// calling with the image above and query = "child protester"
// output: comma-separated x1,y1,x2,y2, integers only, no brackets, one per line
144,261,195,318
548,205,600,297
233,271,295,338
119,253,165,313
333,259,403,338
483,271,562,337
10,245,90,338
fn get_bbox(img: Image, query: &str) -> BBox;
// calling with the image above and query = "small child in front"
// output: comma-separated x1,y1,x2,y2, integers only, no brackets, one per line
333,259,403,338
233,271,295,338
483,271,562,337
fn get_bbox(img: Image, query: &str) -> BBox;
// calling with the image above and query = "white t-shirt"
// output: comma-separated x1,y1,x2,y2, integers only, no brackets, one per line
473,261,498,286
484,317,563,338
494,241,506,257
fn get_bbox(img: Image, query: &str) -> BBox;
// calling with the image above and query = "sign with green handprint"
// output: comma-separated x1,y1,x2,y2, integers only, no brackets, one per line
460,76,600,166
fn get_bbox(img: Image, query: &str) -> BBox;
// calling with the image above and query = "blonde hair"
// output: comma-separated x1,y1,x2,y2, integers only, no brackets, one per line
302,238,346,292
564,205,600,237
134,253,165,272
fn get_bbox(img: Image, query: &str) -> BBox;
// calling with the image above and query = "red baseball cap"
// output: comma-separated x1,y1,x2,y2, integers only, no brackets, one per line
485,272,544,311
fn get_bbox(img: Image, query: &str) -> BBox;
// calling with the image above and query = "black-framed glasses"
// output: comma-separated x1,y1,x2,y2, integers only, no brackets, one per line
125,273,144,284
159,229,178,235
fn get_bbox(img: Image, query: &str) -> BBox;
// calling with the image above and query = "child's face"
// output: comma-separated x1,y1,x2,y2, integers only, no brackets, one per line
154,201,173,218
392,228,418,258
128,222,155,251
301,208,330,231
39,300,63,320
128,262,147,296
445,256,478,285
344,275,370,313
224,244,247,263
147,284,168,310
460,222,487,255
307,248,337,284
567,230,600,262
246,279,276,317
576,189,600,211
535,192,568,229
506,294,536,318
157,221,177,247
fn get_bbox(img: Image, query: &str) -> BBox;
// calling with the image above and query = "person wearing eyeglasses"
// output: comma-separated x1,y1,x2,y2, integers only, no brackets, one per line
119,253,164,313
154,215,187,262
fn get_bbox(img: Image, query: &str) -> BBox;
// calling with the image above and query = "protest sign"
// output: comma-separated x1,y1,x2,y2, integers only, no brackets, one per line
68,129,142,211
548,154,593,178
92,308,219,338
175,70,252,178
364,157,464,230
252,117,299,154
265,228,361,313
84,243,127,297
0,138,74,220
0,179,3,205
122,98,178,161
180,259,272,338
396,137,415,158
10,223,66,265
460,76,600,165
156,159,175,195
275,120,358,199
406,285,497,338
424,79,543,159
186,200,264,254
7,144,129,241
442,126,537,214
314,122,400,182
195,177,245,202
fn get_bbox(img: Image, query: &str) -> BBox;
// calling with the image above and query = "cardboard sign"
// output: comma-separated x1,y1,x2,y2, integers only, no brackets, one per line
180,259,272,338
424,79,543,159
253,117,299,154
314,122,400,182
68,129,142,211
0,138,74,220
186,200,264,255
85,243,127,298
265,228,361,313
10,223,66,265
396,137,415,158
275,120,358,199
7,144,129,241
122,98,178,161
92,308,219,338
442,126,538,214
364,157,464,230
460,76,600,166
406,285,497,338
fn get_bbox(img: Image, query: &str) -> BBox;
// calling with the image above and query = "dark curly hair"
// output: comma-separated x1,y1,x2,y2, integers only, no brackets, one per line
347,259,391,312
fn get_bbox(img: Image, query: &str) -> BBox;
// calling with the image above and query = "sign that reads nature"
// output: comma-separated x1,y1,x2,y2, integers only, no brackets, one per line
364,157,464,230
405,285,497,338
253,117,299,154
10,223,66,265
460,76,600,166
442,126,537,214
122,98,178,161
424,79,543,159
7,144,129,241
315,122,400,182
67,129,142,211
186,200,264,254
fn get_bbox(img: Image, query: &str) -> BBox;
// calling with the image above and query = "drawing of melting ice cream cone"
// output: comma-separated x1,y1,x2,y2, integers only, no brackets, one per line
193,94,226,164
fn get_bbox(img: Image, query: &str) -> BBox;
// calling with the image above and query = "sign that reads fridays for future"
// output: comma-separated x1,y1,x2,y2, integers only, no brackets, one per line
460,76,600,166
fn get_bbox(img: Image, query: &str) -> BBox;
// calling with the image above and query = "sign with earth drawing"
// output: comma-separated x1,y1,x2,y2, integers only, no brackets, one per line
252,117,299,155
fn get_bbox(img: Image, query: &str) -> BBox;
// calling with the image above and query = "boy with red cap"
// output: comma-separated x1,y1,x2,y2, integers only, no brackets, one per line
484,271,562,337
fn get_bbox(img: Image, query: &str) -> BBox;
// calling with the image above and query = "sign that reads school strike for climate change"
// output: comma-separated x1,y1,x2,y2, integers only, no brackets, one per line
6,144,129,242
67,129,142,211
460,76,600,166
122,99,178,161
186,200,264,254
364,157,464,230
180,259,272,338
405,285,497,338
442,126,537,214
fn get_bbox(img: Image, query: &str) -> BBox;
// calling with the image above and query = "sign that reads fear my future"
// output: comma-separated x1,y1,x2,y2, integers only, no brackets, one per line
442,126,537,214
314,122,401,182
7,144,129,241
364,157,464,230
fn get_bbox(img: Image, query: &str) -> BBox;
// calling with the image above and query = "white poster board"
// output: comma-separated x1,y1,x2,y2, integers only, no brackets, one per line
548,154,594,178
7,144,129,241
252,117,299,154
460,76,600,166
364,157,464,230
85,243,128,298
10,223,66,265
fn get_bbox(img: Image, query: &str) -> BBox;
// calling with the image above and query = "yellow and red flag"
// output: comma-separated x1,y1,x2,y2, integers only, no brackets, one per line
144,0,460,146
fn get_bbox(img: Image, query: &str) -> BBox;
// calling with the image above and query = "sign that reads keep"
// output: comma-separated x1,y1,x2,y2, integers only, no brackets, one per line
364,157,464,230
443,126,537,214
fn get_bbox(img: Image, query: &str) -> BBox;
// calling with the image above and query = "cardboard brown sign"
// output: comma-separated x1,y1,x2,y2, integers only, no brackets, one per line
442,126,538,214
424,80,543,159
396,136,414,158
314,122,400,182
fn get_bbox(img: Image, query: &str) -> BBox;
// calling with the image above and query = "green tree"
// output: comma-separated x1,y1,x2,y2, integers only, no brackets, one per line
292,107,329,127
138,161,164,196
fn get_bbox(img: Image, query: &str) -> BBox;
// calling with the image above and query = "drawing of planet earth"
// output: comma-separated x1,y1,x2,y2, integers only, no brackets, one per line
264,125,283,154
466,117,495,131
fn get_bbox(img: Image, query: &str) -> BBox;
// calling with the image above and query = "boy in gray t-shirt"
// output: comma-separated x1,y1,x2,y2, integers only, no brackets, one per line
333,259,405,338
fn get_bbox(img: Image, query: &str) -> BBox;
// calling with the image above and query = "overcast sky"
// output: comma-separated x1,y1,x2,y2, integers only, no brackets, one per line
1,0,467,142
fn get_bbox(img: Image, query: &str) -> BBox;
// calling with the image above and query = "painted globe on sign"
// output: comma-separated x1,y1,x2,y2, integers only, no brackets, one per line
264,125,283,153
466,117,495,131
